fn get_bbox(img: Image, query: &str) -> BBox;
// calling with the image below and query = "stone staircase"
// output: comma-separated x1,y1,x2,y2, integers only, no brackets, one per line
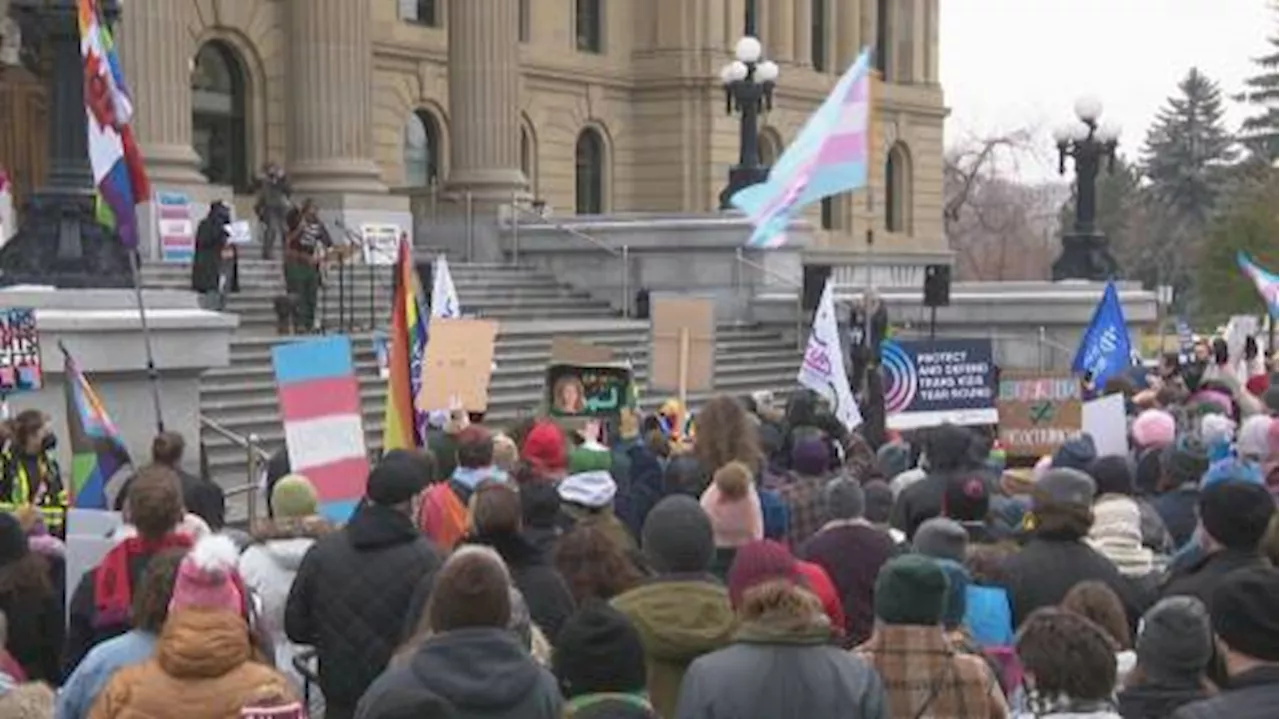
140,258,803,488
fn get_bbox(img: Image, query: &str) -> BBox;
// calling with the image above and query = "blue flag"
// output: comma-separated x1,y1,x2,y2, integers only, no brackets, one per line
1072,282,1132,390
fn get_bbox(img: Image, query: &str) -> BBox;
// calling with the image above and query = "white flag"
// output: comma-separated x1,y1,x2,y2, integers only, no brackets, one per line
797,279,863,431
431,255,461,319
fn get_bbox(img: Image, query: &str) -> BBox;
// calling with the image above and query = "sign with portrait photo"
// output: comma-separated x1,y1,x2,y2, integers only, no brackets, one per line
545,362,635,418
0,308,42,393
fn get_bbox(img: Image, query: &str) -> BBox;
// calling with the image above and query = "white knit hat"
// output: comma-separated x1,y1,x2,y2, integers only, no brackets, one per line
558,470,617,509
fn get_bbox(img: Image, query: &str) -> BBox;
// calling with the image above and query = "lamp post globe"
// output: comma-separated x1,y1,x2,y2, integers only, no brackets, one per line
718,35,778,210
1052,95,1121,282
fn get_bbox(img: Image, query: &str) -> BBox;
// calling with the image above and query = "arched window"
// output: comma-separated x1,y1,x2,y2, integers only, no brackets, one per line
520,124,536,193
403,109,442,188
191,41,249,191
574,128,605,214
885,142,912,233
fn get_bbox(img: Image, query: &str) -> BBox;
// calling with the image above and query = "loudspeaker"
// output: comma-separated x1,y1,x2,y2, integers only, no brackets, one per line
802,264,833,312
923,264,952,307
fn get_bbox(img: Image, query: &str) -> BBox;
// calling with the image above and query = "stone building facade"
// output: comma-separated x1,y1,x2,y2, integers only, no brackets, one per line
0,0,945,255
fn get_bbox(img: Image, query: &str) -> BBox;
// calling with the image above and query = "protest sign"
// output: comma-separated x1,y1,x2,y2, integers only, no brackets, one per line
546,362,636,418
997,373,1081,457
552,336,614,365
0,308,42,393
224,220,253,245
1082,393,1128,458
156,190,194,263
649,296,715,399
881,338,997,430
416,318,498,413
361,223,400,266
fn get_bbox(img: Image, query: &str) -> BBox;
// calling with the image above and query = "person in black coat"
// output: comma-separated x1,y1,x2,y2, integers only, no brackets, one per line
1000,468,1151,630
0,513,62,683
890,423,985,539
1162,480,1275,610
113,432,226,531
1150,437,1211,550
404,482,576,643
285,451,442,719
191,201,237,309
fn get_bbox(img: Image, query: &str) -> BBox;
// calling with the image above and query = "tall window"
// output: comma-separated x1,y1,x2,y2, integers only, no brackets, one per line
575,0,604,53
875,0,890,77
811,0,828,71
191,41,249,191
520,124,537,193
399,0,439,26
519,0,531,42
403,110,442,188
574,129,605,214
820,197,836,230
896,0,914,82
885,142,912,233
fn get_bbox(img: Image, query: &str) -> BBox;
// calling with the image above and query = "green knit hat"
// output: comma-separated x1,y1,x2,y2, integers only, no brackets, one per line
567,441,613,476
874,555,949,626
271,474,318,519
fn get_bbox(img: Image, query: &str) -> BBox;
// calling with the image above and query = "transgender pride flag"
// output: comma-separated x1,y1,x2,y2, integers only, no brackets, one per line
272,336,369,522
1237,251,1279,320
733,48,872,248
77,0,150,250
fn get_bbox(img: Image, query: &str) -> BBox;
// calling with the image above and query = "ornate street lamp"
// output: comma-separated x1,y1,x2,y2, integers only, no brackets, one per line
717,36,779,210
0,0,132,288
1051,95,1122,282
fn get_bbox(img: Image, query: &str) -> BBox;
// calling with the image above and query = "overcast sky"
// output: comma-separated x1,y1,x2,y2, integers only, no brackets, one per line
940,0,1275,181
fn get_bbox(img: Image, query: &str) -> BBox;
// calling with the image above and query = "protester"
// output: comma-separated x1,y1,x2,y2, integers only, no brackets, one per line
1088,454,1172,555
553,602,658,719
285,450,442,719
0,410,66,537
696,395,788,541
237,474,332,716
521,420,570,483
87,535,298,718
1151,436,1211,548
516,462,566,556
1131,409,1177,452
421,425,500,550
891,424,987,539
1116,596,1215,719
559,442,636,554
1014,608,1122,718
0,512,60,683
553,524,644,606
912,516,970,563
798,477,896,645
1087,492,1160,578
942,474,997,544
1061,581,1136,685
114,432,226,531
963,545,1016,649
610,496,736,719
356,546,562,719
675,540,888,719
700,460,763,579
1161,480,1275,608
64,465,191,676
57,549,186,719
860,480,905,545
855,554,1008,718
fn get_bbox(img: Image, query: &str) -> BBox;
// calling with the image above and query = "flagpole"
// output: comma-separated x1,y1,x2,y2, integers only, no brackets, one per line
127,250,165,433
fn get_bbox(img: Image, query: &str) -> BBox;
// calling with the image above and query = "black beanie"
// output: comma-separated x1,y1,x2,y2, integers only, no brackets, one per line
1052,434,1098,472
641,496,714,573
1210,566,1279,661
1087,455,1135,497
553,602,648,697
1136,596,1214,684
1198,480,1275,550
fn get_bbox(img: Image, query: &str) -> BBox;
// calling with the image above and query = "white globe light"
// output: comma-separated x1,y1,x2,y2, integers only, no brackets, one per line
1096,119,1122,143
1074,95,1103,122
725,60,749,83
735,36,763,63
1052,124,1072,145
1069,120,1091,143
756,60,780,82
719,62,738,84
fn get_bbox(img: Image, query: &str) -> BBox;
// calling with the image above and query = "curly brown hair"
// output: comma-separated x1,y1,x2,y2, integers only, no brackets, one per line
1016,607,1118,703
131,548,188,632
553,524,643,605
694,395,761,472
1061,580,1132,650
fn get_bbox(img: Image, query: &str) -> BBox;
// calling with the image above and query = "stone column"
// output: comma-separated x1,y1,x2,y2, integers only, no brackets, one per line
116,0,205,186
793,0,812,68
767,0,794,63
286,0,385,194
838,0,862,69
445,0,527,198
862,0,879,70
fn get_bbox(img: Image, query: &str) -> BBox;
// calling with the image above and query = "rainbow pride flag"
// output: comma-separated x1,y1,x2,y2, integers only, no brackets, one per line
733,48,872,248
1237,251,1279,320
77,0,150,249
382,236,429,451
62,346,132,509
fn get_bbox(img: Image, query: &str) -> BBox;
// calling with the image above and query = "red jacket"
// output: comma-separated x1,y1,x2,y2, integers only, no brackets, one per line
796,560,846,642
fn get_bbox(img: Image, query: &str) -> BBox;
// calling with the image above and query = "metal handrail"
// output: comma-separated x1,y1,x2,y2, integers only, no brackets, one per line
200,414,268,523
508,203,631,317
733,247,803,288
732,248,805,348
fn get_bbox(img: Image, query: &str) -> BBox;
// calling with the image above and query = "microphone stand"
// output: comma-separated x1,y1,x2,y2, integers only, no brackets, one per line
335,220,375,331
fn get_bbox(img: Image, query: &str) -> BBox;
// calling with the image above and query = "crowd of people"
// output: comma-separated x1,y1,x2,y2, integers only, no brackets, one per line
0,339,1275,718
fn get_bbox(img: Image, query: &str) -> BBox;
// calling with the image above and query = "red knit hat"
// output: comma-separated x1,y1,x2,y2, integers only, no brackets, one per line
521,420,568,477
726,540,799,608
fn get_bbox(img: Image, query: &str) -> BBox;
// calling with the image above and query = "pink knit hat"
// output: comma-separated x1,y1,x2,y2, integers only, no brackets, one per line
1131,409,1176,450
169,535,244,614
699,461,763,547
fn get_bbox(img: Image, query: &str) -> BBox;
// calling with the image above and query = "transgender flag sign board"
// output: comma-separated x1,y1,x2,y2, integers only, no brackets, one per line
272,336,369,521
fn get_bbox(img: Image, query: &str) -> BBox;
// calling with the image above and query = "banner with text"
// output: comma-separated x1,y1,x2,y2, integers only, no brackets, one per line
0,308,42,393
997,373,1081,457
881,338,997,430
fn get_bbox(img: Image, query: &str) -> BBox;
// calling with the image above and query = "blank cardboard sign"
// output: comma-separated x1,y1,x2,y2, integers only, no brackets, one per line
416,317,499,412
649,296,715,394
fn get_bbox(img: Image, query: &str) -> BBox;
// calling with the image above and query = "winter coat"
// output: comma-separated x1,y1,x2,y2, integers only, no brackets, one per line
57,630,156,719
617,440,664,538
191,212,227,293
88,608,295,719
284,502,441,719
354,627,562,719
1117,681,1211,719
674,601,888,719
238,518,331,716
799,521,897,646
611,578,738,719
1000,535,1151,629
855,624,1009,719
965,584,1015,648
891,468,987,539
1171,666,1278,719
1151,485,1199,549
1161,547,1273,610
565,693,657,719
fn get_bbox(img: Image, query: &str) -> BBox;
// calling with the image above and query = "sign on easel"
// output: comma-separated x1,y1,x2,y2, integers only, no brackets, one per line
649,295,716,407
0,308,43,395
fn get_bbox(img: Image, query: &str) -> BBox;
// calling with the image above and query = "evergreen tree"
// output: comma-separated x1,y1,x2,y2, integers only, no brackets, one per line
1197,168,1278,322
1235,1,1279,163
1141,68,1236,229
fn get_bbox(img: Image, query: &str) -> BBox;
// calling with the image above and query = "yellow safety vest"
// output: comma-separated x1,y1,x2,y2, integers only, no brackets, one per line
0,450,67,531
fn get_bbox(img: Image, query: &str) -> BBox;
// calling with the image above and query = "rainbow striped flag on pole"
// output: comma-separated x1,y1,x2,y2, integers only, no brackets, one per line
77,0,150,249
61,344,132,509
733,48,873,248
382,236,430,451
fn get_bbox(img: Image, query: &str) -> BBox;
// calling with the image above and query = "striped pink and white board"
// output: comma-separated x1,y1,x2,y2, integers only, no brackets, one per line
271,335,368,521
